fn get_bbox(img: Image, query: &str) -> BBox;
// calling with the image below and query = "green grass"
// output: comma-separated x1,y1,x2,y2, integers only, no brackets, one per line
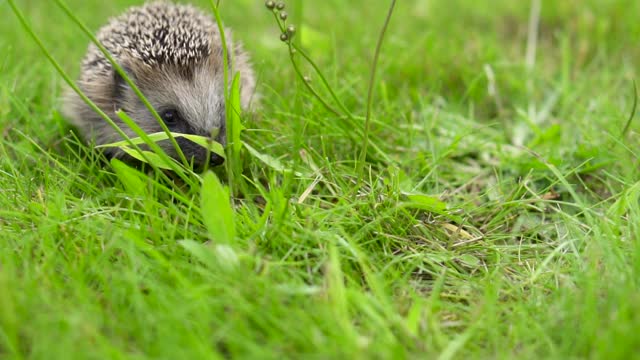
1,0,639,358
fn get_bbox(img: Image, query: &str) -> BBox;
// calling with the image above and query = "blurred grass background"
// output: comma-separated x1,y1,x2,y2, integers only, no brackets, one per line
1,0,639,358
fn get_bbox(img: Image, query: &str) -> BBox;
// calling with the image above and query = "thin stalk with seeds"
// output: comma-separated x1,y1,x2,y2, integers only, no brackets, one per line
290,43,358,121
287,46,342,117
268,6,393,166
272,11,355,121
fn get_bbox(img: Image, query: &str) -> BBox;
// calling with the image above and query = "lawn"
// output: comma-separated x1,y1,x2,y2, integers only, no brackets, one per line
1,0,639,358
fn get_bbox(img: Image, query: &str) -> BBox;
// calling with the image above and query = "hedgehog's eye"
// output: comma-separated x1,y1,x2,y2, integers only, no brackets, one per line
161,108,180,126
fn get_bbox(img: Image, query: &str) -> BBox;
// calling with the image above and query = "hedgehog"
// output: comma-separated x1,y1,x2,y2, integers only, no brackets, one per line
64,1,256,167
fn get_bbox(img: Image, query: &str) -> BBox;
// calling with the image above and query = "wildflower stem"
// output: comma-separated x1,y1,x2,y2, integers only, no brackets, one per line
357,0,397,183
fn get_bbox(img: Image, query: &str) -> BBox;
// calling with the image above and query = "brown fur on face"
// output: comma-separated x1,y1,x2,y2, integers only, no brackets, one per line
63,2,257,168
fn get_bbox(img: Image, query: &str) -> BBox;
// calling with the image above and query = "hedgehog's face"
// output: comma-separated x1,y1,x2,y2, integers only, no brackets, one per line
114,56,227,168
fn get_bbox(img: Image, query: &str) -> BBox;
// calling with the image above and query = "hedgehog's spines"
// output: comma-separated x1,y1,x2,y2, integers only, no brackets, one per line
81,1,220,80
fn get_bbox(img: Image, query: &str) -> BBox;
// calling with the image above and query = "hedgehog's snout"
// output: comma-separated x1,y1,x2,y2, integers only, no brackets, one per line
208,153,225,167
208,129,226,167
175,136,225,169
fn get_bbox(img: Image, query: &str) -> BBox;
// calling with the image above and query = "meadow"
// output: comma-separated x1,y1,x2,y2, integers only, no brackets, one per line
1,0,639,358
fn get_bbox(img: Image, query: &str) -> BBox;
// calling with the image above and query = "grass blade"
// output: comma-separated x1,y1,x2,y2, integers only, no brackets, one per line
357,0,397,183
201,171,235,244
